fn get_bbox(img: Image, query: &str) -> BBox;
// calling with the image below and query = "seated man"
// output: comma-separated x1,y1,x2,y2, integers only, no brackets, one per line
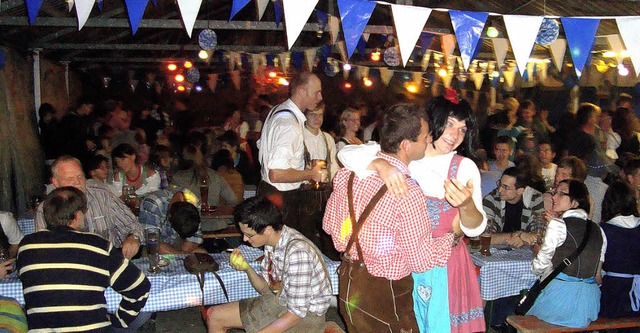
542,156,587,212
206,196,333,332
36,155,143,258
138,189,206,254
0,211,24,258
17,186,150,331
483,167,544,247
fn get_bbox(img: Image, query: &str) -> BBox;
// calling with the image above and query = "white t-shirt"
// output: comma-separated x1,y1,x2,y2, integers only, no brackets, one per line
0,211,24,245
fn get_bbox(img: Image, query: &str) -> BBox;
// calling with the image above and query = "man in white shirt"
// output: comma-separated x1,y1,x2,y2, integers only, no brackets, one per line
302,103,340,259
256,72,327,242
538,139,557,190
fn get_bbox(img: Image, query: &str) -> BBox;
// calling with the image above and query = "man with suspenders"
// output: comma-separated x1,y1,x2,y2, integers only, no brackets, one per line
256,72,327,242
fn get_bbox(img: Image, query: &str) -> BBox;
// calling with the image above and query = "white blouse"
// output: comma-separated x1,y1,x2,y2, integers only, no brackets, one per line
532,209,607,279
337,142,487,237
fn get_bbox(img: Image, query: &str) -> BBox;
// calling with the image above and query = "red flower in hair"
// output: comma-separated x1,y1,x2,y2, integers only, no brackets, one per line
444,88,459,105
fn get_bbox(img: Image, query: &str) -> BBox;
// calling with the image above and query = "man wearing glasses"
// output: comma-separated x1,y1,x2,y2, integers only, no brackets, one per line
482,166,544,247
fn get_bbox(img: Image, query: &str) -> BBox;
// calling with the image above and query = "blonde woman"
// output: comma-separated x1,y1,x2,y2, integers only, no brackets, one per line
335,108,362,152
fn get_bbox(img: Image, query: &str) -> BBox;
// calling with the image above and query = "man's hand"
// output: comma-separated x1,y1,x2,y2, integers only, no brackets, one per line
506,233,526,247
0,259,14,278
370,159,407,197
121,235,141,259
307,162,327,183
519,232,537,245
444,179,473,208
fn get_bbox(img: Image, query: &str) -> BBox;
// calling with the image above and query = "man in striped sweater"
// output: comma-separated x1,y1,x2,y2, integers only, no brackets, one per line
17,186,150,331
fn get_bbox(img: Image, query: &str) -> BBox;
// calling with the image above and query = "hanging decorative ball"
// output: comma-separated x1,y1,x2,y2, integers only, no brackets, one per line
198,29,218,50
324,60,339,77
384,47,400,67
186,67,200,83
536,19,559,46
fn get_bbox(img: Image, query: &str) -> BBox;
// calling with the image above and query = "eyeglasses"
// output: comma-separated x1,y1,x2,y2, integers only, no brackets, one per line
496,181,516,191
242,231,259,239
551,190,570,197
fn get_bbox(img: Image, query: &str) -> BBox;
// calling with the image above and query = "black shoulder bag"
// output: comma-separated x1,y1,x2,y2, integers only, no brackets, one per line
515,219,593,315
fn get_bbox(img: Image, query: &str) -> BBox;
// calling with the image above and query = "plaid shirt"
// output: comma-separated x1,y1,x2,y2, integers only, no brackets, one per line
262,226,333,318
138,189,203,246
35,184,143,247
323,152,454,280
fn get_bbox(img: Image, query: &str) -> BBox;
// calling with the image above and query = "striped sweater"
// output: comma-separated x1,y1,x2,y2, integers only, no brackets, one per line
17,226,150,332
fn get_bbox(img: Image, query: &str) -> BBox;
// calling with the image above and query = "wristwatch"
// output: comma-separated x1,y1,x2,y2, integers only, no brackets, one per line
128,234,141,242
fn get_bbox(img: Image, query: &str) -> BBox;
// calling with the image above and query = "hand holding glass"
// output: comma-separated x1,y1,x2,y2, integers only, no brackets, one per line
146,227,161,273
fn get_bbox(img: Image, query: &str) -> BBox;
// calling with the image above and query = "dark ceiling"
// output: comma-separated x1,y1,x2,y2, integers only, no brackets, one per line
1,0,640,72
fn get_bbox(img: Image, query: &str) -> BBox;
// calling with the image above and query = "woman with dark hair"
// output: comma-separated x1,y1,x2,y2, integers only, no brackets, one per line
612,106,640,156
338,92,486,333
599,181,640,321
111,143,160,196
526,179,606,328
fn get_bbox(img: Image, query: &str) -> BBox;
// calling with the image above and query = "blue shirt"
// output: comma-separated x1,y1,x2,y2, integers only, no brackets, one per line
138,189,203,247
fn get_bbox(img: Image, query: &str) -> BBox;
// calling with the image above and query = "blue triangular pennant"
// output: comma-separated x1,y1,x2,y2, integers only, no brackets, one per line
523,68,529,82
151,0,157,5
449,10,488,71
229,0,251,22
97,0,103,11
561,17,600,78
26,0,43,25
337,0,376,59
315,9,328,30
291,51,303,70
274,0,284,28
492,74,499,88
266,54,276,67
124,0,149,35
356,36,367,57
420,33,434,55
320,45,331,61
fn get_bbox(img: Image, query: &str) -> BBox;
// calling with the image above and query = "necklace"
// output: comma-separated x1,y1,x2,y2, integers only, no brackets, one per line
126,165,141,183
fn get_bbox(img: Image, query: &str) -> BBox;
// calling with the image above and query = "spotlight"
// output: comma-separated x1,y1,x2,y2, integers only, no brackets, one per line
343,63,351,71
370,51,381,62
438,68,448,77
175,74,185,82
406,83,418,93
268,71,277,78
486,26,499,38
184,61,193,69
167,64,177,71
278,77,289,86
344,82,352,89
363,77,373,87
195,85,203,92
177,85,186,92
198,50,209,60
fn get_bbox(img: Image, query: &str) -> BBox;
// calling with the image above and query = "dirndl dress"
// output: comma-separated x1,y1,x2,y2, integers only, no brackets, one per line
413,154,485,333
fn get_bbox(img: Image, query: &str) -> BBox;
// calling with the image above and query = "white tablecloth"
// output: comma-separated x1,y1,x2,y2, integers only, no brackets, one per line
470,246,537,301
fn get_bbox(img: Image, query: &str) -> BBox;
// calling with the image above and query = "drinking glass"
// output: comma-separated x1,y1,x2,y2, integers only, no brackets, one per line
480,232,492,256
145,227,161,273
200,178,209,212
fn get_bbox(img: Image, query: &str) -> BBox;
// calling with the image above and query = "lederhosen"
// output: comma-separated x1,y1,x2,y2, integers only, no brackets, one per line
338,173,419,333
256,107,318,245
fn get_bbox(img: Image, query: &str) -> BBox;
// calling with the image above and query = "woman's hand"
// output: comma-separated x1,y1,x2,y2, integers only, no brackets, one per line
444,179,473,208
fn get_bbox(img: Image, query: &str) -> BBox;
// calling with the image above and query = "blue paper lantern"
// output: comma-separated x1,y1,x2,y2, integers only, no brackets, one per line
198,29,217,50
384,47,400,67
536,19,559,46
186,68,200,83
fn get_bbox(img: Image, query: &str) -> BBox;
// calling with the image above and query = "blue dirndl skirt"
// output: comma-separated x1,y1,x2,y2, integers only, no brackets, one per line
526,272,600,328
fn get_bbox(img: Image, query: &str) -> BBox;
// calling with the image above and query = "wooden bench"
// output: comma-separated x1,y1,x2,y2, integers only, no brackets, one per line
507,315,640,332
202,226,241,239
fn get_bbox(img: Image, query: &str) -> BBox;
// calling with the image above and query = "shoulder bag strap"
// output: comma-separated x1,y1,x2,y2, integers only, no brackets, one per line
538,219,593,289
283,238,334,294
322,132,332,174
345,172,388,261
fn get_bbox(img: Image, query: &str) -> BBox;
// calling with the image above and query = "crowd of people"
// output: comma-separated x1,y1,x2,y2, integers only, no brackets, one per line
0,71,638,332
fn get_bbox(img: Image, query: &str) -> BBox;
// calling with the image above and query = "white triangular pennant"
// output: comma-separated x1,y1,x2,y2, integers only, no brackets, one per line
252,54,261,75
616,17,640,76
549,38,566,71
256,0,269,20
441,34,456,59
492,38,508,69
362,33,370,42
441,73,452,88
282,0,318,49
356,66,369,80
421,50,431,71
503,69,515,88
379,68,394,85
176,0,203,38
230,70,241,90
75,0,95,30
471,72,484,90
337,41,348,63
606,34,625,66
503,15,543,76
413,72,422,84
279,53,290,72
305,48,317,70
391,4,432,67
328,15,340,44
207,74,218,93
68,0,74,12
